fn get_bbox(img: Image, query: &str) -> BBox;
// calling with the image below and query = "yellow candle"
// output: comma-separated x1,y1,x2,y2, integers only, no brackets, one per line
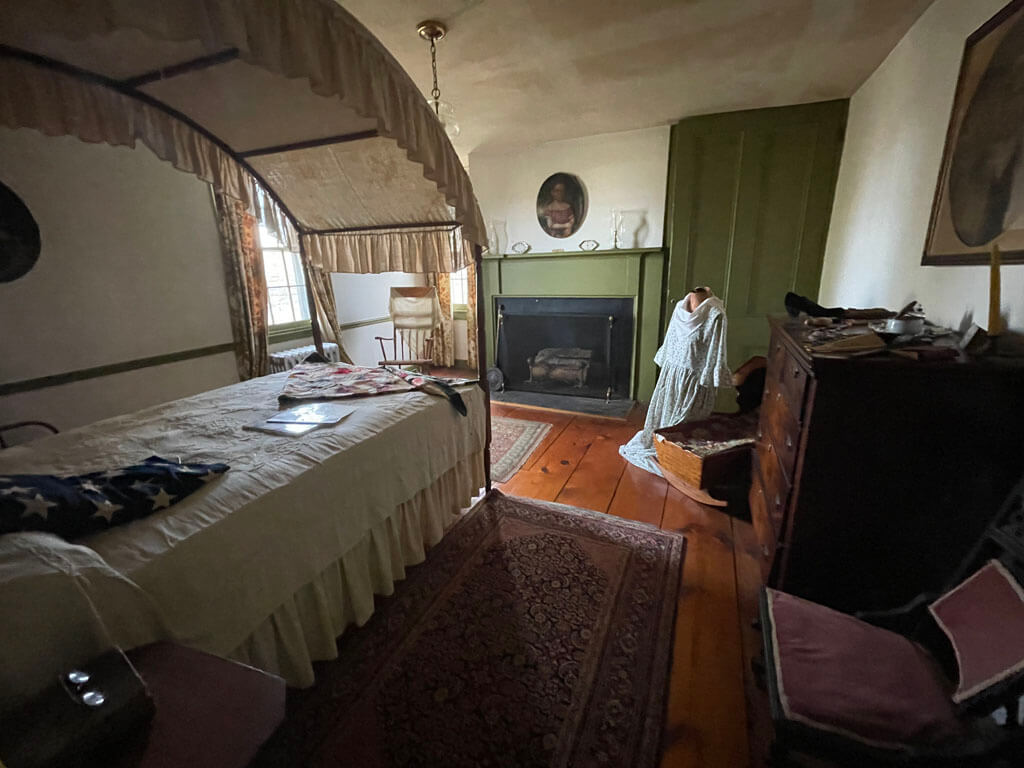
989,242,1002,336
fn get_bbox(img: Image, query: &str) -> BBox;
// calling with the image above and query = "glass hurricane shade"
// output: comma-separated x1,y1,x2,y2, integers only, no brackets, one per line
428,98,460,138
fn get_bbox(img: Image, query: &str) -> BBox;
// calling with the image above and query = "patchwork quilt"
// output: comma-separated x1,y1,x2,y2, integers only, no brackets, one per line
278,363,477,415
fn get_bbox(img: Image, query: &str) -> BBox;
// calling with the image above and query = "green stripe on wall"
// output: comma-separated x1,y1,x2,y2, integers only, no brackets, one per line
0,342,236,397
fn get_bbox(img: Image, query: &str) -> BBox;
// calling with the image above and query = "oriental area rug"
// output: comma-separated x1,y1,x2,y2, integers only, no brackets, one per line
253,491,685,768
490,415,553,482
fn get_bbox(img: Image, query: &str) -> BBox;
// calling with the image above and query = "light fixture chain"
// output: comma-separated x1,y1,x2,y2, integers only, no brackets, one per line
429,38,441,108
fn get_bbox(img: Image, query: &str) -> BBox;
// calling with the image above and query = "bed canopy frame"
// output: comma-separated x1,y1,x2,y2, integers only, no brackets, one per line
0,0,491,480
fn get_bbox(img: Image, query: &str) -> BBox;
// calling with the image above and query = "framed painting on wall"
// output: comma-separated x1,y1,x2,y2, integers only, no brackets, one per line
923,0,1024,265
536,172,586,239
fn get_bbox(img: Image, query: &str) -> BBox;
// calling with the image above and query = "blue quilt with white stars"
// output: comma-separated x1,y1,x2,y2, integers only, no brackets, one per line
0,456,229,540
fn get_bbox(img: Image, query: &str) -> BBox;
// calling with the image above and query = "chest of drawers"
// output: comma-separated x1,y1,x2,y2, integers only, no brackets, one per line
751,319,1024,612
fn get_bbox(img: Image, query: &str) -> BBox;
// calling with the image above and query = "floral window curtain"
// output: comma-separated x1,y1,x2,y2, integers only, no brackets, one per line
213,192,269,380
466,259,479,370
303,261,354,364
427,272,455,367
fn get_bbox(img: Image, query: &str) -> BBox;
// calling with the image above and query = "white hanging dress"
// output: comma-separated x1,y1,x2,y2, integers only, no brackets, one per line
619,292,732,476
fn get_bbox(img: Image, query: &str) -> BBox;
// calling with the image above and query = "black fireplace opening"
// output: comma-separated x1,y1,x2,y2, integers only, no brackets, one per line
495,297,634,400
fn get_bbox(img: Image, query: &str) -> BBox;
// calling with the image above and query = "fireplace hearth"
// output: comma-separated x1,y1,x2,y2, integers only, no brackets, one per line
495,297,634,400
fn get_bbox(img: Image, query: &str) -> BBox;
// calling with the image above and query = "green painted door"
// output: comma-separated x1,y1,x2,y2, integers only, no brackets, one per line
664,100,847,380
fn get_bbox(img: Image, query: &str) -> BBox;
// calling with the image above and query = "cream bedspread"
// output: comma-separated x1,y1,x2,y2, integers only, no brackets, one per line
0,374,486,707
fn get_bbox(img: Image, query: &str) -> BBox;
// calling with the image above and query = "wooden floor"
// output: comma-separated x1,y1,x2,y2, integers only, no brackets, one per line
493,402,772,768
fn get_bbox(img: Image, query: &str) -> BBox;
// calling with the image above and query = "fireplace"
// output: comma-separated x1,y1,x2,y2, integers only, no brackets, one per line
495,297,634,400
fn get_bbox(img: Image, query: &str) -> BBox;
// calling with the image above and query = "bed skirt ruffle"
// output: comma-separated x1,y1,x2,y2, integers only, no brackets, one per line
228,451,485,688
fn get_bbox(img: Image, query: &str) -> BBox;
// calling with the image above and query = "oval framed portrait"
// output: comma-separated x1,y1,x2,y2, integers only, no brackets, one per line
536,172,586,239
0,180,41,283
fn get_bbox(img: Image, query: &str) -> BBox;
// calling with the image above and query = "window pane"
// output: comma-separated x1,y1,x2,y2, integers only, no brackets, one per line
268,287,296,324
263,251,288,287
294,284,311,321
289,287,311,322
284,251,305,287
259,224,284,249
451,267,468,305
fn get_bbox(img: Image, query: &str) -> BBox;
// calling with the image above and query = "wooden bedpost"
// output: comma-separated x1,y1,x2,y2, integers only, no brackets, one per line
475,242,492,491
299,235,325,356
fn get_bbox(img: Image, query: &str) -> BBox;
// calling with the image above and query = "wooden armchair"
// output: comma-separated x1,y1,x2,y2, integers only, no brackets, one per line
758,477,1024,766
374,286,439,373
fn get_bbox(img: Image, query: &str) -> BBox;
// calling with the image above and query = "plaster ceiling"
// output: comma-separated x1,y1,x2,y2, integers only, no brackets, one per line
340,0,935,156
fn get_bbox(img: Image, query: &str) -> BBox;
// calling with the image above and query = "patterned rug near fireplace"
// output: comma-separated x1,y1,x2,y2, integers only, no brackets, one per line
490,415,553,482
253,491,685,768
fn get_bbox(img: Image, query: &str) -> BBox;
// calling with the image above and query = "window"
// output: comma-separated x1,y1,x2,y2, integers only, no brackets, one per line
450,266,469,309
259,225,311,341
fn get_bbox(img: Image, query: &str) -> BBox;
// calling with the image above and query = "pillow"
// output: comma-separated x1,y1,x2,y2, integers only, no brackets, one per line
929,559,1024,707
0,456,228,540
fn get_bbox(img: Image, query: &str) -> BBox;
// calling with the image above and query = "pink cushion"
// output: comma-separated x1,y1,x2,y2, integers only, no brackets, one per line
766,589,966,750
929,560,1024,705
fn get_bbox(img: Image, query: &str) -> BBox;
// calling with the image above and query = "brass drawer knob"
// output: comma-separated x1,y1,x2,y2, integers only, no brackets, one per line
785,435,793,449
774,493,782,509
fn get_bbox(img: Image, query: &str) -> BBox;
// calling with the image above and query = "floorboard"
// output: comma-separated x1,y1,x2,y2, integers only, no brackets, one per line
491,403,767,768
498,418,597,501
555,420,635,513
660,488,751,768
607,464,669,527
492,403,573,474
732,519,774,768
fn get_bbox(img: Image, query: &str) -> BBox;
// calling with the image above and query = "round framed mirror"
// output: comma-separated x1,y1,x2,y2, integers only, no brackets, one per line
0,180,41,283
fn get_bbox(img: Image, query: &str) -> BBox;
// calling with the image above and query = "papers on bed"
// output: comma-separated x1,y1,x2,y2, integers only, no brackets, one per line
244,403,355,436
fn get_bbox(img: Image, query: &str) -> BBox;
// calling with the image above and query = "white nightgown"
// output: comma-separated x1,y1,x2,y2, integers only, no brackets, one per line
619,293,731,476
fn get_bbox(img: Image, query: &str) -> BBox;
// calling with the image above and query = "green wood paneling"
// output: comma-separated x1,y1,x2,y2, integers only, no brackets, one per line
665,100,848,373
481,249,664,402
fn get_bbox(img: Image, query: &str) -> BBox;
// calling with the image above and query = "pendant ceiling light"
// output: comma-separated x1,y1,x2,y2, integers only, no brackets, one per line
417,19,460,139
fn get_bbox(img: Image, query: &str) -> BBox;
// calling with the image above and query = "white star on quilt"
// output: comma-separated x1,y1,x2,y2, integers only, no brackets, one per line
0,485,33,496
130,480,154,493
20,494,58,520
96,469,124,480
79,480,103,494
90,497,123,522
149,488,175,510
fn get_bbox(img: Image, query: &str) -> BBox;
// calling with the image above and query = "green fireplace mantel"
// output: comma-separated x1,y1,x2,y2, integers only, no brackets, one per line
481,248,665,402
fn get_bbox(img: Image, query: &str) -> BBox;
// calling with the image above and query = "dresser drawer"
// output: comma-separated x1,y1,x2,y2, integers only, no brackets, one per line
778,350,809,418
754,437,791,534
758,379,801,482
766,332,810,421
749,470,775,578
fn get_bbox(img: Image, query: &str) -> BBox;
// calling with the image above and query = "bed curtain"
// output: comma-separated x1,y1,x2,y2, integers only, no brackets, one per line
213,193,269,380
427,272,456,367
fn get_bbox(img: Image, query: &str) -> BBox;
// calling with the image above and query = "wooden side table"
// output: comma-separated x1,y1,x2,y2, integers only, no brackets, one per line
110,643,285,768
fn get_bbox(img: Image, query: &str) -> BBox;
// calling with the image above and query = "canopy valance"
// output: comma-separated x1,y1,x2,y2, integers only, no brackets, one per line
0,0,485,274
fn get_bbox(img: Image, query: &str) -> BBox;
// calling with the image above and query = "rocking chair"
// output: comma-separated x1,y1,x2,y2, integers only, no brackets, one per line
374,286,439,373
759,476,1024,766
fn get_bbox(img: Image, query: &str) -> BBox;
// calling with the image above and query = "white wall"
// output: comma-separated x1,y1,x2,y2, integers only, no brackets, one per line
0,129,237,435
820,0,1023,333
469,126,670,253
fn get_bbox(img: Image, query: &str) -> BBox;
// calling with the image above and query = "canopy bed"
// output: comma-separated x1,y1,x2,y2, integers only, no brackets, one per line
0,0,490,707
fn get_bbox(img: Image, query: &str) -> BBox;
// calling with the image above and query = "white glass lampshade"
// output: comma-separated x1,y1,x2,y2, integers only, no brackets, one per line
428,98,461,138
